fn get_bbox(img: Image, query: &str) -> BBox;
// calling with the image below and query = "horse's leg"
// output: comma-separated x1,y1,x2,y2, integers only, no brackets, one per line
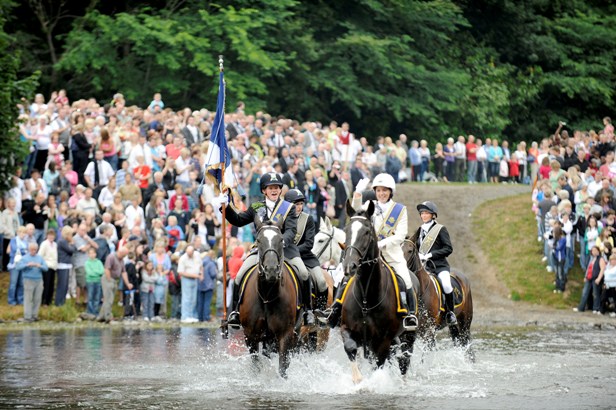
457,314,475,363
278,331,297,378
341,327,362,384
245,336,261,371
398,332,415,376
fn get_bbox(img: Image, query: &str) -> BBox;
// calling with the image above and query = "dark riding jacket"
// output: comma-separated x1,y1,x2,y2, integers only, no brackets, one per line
411,220,453,274
225,198,300,260
295,213,320,269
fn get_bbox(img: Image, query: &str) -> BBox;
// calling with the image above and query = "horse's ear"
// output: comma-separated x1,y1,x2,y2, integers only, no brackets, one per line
324,216,332,230
366,199,375,217
254,216,263,232
319,217,326,230
346,199,355,218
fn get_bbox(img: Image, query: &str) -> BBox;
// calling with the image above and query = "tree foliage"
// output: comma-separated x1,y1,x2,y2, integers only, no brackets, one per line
3,0,615,144
0,0,39,194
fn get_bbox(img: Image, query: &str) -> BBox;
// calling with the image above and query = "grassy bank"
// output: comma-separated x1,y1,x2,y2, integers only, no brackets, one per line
0,272,124,322
473,193,582,308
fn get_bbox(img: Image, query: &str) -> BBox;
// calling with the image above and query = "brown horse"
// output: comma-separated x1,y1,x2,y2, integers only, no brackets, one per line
402,239,474,361
239,219,302,377
340,200,416,383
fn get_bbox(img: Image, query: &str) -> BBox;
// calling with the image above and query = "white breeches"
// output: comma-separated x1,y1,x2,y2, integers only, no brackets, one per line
308,265,327,293
389,260,413,290
234,254,310,284
438,271,453,294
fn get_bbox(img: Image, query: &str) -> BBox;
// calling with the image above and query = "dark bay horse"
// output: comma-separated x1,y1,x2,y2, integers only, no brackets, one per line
340,200,415,383
239,219,302,377
402,239,474,361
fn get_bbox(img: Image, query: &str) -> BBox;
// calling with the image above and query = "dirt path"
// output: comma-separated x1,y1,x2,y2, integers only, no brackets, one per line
397,183,615,329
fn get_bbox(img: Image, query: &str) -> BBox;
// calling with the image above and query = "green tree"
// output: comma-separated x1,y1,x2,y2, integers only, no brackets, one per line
0,0,39,195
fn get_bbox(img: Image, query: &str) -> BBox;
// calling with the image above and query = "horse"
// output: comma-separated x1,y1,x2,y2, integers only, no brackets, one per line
402,239,475,361
239,218,302,377
312,216,346,267
298,217,343,351
340,200,416,384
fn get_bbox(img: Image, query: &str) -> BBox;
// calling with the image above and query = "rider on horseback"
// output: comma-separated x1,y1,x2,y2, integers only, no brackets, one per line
284,189,329,314
223,173,315,327
325,173,418,331
413,201,457,325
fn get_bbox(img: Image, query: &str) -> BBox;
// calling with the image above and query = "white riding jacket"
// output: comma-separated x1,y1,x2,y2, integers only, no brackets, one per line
352,195,412,288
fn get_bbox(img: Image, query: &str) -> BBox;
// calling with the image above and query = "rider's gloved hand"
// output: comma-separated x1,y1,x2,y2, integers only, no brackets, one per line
377,240,387,249
419,252,432,261
217,193,229,205
355,178,370,193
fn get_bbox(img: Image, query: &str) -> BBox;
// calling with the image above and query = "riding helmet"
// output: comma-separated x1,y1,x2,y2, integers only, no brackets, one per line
372,173,396,194
260,172,284,191
417,201,438,217
284,188,305,203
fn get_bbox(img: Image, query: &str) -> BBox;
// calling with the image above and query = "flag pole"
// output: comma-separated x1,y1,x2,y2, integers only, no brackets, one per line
219,55,229,339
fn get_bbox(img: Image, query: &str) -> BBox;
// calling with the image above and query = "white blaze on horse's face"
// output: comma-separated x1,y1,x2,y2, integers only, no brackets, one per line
263,228,277,249
349,219,363,248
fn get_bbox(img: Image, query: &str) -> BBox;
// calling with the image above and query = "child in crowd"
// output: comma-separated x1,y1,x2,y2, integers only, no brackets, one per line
84,247,103,317
148,93,164,112
551,224,567,293
123,252,140,320
154,263,169,320
165,215,185,252
140,260,157,321
168,253,182,320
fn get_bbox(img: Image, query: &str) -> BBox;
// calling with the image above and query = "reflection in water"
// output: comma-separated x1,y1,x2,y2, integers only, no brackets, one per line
0,326,615,408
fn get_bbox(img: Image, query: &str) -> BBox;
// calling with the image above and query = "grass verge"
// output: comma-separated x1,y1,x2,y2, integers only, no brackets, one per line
473,193,582,308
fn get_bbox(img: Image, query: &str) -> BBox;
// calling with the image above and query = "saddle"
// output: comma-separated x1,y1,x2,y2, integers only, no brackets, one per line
238,262,301,310
336,258,409,315
428,273,464,312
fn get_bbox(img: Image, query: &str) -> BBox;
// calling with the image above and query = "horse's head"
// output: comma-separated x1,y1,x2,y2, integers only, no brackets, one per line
343,199,378,276
403,238,421,273
313,216,345,265
254,217,284,284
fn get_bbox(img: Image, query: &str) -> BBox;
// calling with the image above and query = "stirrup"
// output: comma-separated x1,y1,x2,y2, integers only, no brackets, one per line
304,310,315,326
228,311,241,328
403,314,418,331
445,311,457,325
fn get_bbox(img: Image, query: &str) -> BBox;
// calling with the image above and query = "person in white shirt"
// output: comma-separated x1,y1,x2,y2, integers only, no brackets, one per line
84,150,115,189
124,197,145,231
178,245,203,323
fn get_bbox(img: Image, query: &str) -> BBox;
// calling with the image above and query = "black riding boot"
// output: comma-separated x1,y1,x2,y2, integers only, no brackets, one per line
402,289,418,331
444,291,457,325
227,283,241,327
324,279,348,329
302,279,315,326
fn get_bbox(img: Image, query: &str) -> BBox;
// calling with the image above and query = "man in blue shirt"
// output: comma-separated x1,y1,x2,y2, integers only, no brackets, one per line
16,242,48,322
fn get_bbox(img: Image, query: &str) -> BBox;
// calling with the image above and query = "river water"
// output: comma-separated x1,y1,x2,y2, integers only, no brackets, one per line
0,325,615,409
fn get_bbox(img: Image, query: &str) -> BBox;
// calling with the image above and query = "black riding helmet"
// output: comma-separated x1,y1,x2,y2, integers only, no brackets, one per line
260,172,284,192
417,201,438,218
284,188,305,203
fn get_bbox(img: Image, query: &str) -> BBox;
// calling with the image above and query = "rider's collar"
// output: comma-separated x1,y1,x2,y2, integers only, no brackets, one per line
265,198,277,209
421,220,435,232
377,198,392,208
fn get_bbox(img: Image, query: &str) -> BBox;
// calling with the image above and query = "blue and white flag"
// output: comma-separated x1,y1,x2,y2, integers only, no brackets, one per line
204,71,231,190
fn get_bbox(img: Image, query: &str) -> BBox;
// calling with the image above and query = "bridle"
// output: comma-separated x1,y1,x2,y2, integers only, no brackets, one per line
345,216,379,267
257,225,283,283
315,229,336,262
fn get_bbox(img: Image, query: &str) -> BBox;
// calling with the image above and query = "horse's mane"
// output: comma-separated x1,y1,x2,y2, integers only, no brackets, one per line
404,236,421,273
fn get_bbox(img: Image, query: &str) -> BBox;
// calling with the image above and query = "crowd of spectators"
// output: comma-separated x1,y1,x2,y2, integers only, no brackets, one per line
2,88,614,322
531,118,616,316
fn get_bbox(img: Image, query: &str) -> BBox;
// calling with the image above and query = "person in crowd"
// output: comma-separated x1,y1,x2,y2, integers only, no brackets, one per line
574,245,606,314
140,260,158,321
168,253,182,320
15,242,48,322
7,226,29,305
37,229,57,305
97,247,129,323
198,250,218,322
84,247,104,318
178,245,202,323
